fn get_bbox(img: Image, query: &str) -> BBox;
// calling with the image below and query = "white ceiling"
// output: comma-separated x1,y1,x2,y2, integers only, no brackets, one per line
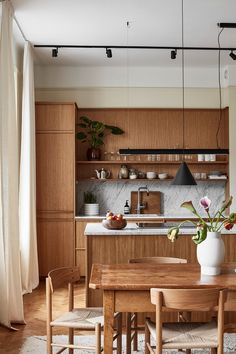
11,0,236,67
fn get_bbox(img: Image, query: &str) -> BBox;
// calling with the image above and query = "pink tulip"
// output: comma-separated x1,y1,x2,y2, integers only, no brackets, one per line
199,196,211,211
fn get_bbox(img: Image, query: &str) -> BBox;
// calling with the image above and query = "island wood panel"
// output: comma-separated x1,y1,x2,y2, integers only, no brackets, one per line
36,102,77,131
86,233,236,323
37,219,74,277
75,221,87,276
184,107,229,149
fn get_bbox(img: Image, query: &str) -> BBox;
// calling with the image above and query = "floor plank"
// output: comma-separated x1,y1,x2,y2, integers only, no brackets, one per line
0,280,86,354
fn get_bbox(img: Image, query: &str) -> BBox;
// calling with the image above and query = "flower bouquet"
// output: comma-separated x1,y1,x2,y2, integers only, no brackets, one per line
167,196,236,244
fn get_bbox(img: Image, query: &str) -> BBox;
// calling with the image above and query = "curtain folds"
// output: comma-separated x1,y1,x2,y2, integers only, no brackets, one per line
19,41,39,294
0,0,24,326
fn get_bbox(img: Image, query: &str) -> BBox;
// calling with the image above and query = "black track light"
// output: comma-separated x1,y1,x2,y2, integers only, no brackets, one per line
171,49,177,59
106,48,112,58
52,48,58,58
229,50,236,60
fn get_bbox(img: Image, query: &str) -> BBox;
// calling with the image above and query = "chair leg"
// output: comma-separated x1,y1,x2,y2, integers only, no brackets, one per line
68,328,73,354
126,312,132,354
95,322,102,354
211,348,217,354
145,319,151,354
47,325,52,354
133,313,138,351
116,313,122,354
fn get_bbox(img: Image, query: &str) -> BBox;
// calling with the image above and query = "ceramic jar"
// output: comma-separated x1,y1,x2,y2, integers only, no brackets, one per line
197,231,225,275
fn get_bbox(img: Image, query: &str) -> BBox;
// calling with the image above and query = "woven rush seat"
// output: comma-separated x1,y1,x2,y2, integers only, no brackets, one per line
51,307,104,329
147,319,218,349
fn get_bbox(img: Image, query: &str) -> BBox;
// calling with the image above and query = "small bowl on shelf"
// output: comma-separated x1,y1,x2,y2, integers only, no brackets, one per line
102,218,127,230
158,173,168,180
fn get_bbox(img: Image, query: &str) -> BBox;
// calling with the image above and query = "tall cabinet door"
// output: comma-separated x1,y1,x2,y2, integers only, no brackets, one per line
36,103,76,276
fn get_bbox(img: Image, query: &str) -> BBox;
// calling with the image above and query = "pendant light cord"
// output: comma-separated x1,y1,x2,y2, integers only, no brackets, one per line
216,27,224,148
182,0,185,158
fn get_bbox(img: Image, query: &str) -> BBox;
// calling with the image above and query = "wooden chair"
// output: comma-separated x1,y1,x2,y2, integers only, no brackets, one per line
145,287,227,354
46,267,122,354
126,257,187,354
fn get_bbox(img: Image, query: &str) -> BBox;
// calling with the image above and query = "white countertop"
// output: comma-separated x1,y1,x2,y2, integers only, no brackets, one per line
76,214,201,220
84,222,236,236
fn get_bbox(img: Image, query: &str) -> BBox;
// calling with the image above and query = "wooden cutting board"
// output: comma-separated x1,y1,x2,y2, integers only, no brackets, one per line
130,191,161,214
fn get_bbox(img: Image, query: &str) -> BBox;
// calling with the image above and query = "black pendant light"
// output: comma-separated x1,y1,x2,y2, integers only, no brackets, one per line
172,0,197,186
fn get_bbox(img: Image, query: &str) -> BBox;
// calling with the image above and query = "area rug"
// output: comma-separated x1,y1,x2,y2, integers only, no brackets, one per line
20,334,236,353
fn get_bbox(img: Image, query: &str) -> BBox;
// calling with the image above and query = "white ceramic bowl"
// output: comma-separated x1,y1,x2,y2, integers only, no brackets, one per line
158,173,168,180
146,171,157,179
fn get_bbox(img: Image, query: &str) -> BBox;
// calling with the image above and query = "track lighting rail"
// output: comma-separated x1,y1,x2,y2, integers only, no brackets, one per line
34,44,236,51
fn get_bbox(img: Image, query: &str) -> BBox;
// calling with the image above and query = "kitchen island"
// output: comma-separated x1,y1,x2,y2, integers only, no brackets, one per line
85,222,236,310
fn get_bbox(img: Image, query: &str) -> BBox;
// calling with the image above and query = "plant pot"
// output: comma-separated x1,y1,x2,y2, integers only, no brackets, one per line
197,231,225,275
84,203,99,216
87,148,101,161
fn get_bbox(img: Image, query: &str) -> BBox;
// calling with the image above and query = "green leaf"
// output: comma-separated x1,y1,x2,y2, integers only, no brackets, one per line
105,125,124,135
221,196,233,212
77,123,87,128
192,224,207,244
80,116,91,124
181,201,196,214
167,227,179,242
76,132,87,140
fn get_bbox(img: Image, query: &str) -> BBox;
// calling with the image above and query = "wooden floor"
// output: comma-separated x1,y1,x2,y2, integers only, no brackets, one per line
0,280,86,354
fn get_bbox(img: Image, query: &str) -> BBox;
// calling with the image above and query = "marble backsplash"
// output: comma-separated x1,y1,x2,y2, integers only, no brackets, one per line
76,180,226,216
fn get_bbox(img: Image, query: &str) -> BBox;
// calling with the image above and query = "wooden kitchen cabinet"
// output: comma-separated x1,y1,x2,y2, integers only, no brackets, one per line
37,219,74,277
36,102,77,276
184,108,229,149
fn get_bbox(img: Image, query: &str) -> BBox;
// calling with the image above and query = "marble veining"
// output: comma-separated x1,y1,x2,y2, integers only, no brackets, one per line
76,180,226,216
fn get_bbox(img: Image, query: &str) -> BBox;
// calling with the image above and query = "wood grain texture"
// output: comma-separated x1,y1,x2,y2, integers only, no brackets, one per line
36,133,75,212
37,220,75,277
184,108,229,149
36,103,77,277
130,191,161,214
76,107,229,161
36,103,76,131
75,221,87,276
86,234,236,324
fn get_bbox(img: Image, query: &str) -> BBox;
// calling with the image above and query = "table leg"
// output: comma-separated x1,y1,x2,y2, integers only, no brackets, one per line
103,290,115,354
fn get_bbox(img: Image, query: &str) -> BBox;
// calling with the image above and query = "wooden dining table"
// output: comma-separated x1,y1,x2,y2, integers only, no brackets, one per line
89,262,236,354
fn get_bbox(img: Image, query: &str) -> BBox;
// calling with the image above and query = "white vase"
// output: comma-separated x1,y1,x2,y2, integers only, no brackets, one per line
197,231,225,276
84,203,99,216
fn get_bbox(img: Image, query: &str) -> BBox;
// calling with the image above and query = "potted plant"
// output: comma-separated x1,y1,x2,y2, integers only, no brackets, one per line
84,191,99,216
76,116,124,160
167,196,236,275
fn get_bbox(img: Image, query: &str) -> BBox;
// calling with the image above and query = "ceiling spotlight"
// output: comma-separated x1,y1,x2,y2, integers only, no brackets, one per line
229,50,236,60
106,48,112,58
52,48,58,58
171,49,177,59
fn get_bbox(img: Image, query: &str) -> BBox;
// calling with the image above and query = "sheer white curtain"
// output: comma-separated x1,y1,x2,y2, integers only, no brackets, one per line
0,0,24,326
19,41,39,294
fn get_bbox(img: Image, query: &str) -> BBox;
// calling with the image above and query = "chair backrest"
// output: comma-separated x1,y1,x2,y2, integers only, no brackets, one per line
48,267,80,293
150,287,227,354
129,256,187,264
150,287,227,311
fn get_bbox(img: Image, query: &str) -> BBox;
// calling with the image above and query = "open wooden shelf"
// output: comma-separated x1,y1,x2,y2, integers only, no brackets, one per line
76,160,228,165
76,178,227,182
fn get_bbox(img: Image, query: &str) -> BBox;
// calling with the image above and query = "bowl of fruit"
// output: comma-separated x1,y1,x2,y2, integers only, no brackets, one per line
102,212,127,230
